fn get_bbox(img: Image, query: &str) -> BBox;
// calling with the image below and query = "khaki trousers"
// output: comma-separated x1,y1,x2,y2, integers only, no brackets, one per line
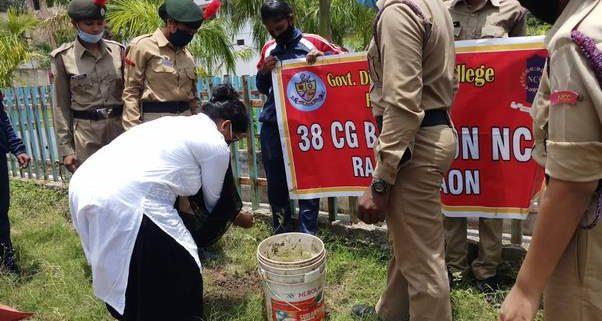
444,217,503,280
376,125,456,321
544,194,602,321
73,117,124,164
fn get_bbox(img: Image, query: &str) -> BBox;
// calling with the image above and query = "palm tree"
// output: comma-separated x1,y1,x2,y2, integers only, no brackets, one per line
37,5,74,48
107,0,252,76
0,9,43,87
221,0,375,51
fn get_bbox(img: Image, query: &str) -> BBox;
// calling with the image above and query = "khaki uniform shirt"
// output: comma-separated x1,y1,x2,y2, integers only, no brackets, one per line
445,0,526,40
122,29,199,130
532,0,602,182
50,39,124,158
368,0,457,184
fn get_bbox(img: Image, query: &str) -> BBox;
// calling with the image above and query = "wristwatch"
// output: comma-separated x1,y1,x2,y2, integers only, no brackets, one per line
371,179,388,194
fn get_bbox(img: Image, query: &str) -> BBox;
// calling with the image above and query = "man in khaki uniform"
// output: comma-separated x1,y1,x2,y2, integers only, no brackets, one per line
446,0,525,40
443,0,526,290
122,0,201,130
355,0,457,320
51,0,124,173
499,0,602,320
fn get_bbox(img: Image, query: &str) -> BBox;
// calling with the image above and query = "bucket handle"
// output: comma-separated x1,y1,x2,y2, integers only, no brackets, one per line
258,268,303,312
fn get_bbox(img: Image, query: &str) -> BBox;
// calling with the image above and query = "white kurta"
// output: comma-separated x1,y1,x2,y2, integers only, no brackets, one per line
68,114,230,314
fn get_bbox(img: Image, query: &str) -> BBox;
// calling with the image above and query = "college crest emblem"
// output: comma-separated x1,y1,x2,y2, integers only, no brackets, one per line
287,72,326,112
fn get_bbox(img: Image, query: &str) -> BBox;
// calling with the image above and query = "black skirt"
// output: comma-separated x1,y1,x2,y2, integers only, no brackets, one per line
107,215,204,321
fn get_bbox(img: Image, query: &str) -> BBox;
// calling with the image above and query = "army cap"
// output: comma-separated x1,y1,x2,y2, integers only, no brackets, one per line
68,0,106,21
161,0,203,28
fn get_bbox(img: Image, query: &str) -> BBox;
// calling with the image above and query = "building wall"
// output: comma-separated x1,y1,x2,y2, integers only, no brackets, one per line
223,21,261,77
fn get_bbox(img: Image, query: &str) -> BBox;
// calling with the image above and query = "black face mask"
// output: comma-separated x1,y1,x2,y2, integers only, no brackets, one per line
518,0,559,25
170,28,194,47
273,24,295,45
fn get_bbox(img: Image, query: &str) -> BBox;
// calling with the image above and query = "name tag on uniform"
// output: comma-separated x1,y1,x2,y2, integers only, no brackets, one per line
71,74,87,80
453,21,462,38
160,57,174,68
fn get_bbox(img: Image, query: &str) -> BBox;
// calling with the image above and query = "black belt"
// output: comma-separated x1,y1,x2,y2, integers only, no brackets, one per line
142,101,190,114
375,108,451,130
72,106,123,121
421,109,451,127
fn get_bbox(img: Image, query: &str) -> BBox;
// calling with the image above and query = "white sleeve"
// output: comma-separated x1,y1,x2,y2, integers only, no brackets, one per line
185,132,230,212
200,147,230,212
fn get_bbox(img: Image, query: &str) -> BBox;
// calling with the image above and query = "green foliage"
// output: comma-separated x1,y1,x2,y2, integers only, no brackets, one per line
526,13,551,36
0,8,39,37
37,5,75,47
0,9,43,88
223,0,376,51
189,17,253,77
106,0,164,41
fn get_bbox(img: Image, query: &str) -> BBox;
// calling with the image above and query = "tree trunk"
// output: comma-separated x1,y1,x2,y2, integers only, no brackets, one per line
318,0,332,41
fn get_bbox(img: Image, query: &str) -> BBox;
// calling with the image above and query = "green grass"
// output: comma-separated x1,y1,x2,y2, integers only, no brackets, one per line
1,181,542,321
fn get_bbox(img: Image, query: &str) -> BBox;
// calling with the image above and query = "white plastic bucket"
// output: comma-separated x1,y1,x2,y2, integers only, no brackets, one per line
257,233,327,321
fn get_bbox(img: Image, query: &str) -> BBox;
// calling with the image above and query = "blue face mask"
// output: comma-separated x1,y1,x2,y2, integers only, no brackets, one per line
356,0,378,10
78,29,104,44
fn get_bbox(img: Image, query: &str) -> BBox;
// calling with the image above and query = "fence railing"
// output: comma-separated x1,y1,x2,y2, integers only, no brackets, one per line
3,74,528,245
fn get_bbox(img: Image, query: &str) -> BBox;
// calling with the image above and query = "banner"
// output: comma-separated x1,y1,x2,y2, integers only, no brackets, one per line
272,53,375,199
272,37,546,219
441,36,546,219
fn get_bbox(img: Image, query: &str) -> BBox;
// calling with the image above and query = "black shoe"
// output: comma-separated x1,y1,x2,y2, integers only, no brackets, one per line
476,276,500,294
351,304,376,319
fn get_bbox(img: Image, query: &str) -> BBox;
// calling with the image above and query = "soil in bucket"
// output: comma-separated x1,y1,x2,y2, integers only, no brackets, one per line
258,233,327,321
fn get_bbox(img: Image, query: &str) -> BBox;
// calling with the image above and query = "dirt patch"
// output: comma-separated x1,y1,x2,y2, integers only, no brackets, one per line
205,268,262,300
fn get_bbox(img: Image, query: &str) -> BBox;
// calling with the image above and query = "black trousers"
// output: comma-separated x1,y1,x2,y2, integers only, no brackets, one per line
0,153,15,268
107,216,204,321
259,123,320,235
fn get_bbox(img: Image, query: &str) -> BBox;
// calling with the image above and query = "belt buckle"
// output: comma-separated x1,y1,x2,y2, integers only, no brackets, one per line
96,108,110,119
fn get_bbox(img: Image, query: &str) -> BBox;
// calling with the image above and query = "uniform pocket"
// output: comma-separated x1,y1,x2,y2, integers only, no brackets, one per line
481,25,507,38
152,63,176,74
104,72,123,101
70,76,96,105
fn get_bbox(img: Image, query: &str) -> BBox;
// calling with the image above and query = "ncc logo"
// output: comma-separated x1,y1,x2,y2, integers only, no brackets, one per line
287,72,327,112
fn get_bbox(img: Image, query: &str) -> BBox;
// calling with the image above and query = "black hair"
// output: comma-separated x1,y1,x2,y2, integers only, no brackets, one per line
202,84,249,134
260,0,293,22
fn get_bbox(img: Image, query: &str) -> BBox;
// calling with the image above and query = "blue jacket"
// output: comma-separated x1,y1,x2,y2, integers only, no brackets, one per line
1,92,26,156
255,28,342,124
